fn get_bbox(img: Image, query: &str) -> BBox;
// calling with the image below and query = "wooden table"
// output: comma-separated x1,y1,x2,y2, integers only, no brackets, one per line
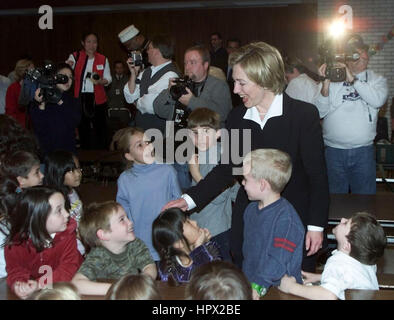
0,278,187,300
0,278,305,300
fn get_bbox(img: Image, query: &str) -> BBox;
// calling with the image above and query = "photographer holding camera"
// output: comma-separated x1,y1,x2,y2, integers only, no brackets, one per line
123,34,180,133
118,24,151,70
66,32,112,150
153,44,232,129
316,34,388,194
30,63,81,157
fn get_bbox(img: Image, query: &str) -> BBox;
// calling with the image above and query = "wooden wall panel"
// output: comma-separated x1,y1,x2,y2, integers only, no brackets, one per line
0,4,318,76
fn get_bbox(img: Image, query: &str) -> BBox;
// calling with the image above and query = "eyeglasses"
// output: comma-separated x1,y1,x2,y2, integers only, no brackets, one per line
72,167,83,173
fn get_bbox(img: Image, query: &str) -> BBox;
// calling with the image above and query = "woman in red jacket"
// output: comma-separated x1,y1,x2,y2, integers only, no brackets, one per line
5,59,34,128
66,32,112,150
4,186,83,299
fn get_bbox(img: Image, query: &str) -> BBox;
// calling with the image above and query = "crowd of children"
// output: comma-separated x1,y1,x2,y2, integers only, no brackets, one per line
0,105,388,300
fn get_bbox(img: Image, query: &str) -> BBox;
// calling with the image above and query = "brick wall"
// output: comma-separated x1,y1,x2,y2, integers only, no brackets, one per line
317,0,394,139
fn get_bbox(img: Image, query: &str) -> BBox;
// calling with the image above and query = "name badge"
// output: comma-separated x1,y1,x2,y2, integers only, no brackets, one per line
96,64,104,70
115,89,120,95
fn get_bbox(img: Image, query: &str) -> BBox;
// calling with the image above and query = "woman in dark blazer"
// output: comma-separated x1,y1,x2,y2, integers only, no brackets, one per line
164,42,329,272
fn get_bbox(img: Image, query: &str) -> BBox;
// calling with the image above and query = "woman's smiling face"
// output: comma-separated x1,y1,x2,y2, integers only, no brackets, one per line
232,63,265,108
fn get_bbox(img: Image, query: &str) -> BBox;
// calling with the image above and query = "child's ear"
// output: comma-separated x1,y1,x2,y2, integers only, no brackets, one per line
97,229,109,241
16,176,25,188
124,152,134,162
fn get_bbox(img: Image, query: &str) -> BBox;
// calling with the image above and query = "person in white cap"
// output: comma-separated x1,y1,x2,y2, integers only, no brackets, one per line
123,34,180,133
118,24,150,69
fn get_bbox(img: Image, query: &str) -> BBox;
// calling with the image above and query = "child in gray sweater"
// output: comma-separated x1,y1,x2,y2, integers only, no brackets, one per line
187,108,239,262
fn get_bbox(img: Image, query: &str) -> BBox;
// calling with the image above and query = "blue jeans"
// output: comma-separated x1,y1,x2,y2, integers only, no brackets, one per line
325,145,376,194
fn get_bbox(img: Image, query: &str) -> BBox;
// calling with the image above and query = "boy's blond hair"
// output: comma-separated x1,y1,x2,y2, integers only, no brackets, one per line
187,107,220,130
243,149,292,193
30,282,81,300
106,274,162,300
79,201,121,248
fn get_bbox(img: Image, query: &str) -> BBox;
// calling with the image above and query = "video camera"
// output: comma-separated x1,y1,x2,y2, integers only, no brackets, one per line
170,76,195,100
25,61,68,104
319,38,360,82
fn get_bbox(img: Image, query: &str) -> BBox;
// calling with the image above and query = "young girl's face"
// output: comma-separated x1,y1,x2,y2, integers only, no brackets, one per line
46,192,70,234
18,164,44,188
125,132,155,165
182,219,202,247
56,67,73,92
64,156,82,188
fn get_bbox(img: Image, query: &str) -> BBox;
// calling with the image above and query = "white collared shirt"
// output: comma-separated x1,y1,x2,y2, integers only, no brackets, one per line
243,94,283,129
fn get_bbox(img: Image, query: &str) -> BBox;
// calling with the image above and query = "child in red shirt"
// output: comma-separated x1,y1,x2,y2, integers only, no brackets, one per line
4,186,83,299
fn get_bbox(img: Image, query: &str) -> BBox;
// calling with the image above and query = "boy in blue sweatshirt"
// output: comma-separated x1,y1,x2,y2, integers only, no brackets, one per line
241,149,305,299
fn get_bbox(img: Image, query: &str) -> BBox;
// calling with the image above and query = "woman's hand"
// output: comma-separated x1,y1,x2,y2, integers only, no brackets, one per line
161,198,189,212
34,88,45,109
34,88,43,103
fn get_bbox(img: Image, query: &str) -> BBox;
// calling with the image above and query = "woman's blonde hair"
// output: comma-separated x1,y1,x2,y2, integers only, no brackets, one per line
243,148,292,193
14,59,33,82
229,42,286,94
106,274,162,300
29,282,81,300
